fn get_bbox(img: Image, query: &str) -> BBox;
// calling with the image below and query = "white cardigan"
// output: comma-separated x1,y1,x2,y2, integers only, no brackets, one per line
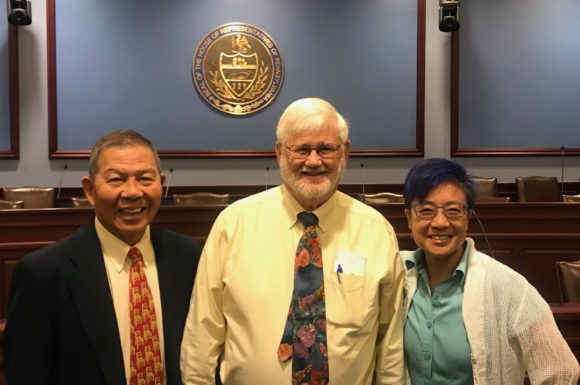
402,238,579,385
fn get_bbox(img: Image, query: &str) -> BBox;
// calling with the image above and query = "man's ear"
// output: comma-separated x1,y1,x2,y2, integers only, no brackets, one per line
404,208,413,231
275,142,282,162
343,139,351,161
81,176,95,205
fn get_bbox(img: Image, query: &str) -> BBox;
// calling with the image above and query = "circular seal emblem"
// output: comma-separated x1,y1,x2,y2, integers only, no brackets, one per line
192,22,284,116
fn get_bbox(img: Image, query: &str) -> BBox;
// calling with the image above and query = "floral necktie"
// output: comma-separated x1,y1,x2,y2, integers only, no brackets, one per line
128,247,163,385
278,212,329,385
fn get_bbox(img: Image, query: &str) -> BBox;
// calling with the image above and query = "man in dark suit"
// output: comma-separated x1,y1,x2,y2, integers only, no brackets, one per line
3,130,201,385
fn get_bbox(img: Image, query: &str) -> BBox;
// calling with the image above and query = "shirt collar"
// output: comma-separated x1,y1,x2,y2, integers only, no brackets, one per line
280,184,337,234
404,249,422,271
94,217,152,273
454,243,469,285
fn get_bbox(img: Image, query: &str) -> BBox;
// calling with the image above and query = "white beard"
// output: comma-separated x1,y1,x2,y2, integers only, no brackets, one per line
280,158,346,209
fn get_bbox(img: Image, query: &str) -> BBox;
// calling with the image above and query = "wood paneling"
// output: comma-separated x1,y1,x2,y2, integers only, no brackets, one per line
2,202,580,305
0,242,52,319
1,202,580,378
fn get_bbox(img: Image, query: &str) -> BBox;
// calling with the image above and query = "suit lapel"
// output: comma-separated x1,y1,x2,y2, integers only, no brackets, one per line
67,222,126,385
151,227,178,334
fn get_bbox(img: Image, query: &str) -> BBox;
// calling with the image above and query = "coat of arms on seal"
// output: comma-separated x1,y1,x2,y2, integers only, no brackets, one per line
192,22,284,116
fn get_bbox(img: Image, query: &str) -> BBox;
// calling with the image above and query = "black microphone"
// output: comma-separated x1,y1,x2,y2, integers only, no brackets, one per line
56,164,68,205
265,167,270,191
164,168,174,199
360,163,365,200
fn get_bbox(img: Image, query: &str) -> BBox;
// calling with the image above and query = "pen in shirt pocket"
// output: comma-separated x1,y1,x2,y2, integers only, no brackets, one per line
336,263,343,284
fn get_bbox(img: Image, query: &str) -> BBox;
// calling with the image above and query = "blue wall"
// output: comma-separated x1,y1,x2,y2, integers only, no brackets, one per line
458,0,580,150
54,0,420,154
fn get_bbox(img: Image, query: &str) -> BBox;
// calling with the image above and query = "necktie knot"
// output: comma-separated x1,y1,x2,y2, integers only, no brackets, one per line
297,211,318,228
128,247,143,264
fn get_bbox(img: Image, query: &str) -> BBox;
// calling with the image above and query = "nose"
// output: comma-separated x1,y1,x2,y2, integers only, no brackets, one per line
430,208,450,227
304,149,323,166
121,178,144,198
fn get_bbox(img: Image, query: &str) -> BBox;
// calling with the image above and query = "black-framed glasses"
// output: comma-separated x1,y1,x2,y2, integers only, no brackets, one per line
284,143,342,160
412,202,468,220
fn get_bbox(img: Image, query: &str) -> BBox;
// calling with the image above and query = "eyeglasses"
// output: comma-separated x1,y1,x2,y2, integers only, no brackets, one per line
284,144,342,160
412,202,468,220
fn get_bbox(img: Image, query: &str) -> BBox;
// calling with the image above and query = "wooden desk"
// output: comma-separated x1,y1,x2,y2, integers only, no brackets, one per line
2,203,580,317
0,318,4,385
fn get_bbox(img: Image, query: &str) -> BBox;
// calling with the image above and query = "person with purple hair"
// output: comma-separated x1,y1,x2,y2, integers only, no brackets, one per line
401,157,578,384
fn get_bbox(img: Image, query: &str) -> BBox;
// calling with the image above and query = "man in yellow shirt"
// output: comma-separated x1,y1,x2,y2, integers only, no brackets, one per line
180,98,406,385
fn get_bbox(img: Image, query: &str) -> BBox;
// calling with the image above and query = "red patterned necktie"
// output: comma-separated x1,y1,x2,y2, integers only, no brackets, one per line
278,212,329,385
128,247,164,385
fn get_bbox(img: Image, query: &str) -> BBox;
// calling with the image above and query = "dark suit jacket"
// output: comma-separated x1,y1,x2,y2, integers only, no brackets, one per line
3,220,202,385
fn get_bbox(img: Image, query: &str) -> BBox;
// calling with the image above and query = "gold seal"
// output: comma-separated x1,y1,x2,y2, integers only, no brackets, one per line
192,22,284,116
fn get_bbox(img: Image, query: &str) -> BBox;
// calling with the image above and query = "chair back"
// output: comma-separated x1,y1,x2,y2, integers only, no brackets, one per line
563,194,580,203
71,196,92,207
2,187,55,208
472,176,499,199
556,260,580,303
0,199,24,209
360,192,404,204
515,176,561,202
173,192,230,206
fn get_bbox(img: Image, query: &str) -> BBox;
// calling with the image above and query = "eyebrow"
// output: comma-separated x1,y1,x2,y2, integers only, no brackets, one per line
102,167,158,175
419,200,465,205
293,142,338,147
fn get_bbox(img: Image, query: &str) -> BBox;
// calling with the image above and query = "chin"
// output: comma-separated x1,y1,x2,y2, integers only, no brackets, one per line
426,246,463,260
281,165,342,207
297,180,334,201
115,219,148,234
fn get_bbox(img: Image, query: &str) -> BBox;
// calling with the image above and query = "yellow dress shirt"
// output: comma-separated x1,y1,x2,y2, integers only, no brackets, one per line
95,218,165,383
180,186,406,385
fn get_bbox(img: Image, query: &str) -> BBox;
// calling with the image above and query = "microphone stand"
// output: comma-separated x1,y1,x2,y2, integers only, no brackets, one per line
360,163,365,201
561,147,565,198
164,169,174,200
56,164,68,206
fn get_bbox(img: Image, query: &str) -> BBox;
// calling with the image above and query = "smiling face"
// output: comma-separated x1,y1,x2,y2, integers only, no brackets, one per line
82,144,165,245
405,182,471,265
276,125,350,211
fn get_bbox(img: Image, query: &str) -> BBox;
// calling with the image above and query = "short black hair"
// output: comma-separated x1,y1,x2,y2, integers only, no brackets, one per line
403,158,475,209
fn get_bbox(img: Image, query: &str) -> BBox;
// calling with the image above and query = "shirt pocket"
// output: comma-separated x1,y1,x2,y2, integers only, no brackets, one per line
336,272,366,293
326,272,369,328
